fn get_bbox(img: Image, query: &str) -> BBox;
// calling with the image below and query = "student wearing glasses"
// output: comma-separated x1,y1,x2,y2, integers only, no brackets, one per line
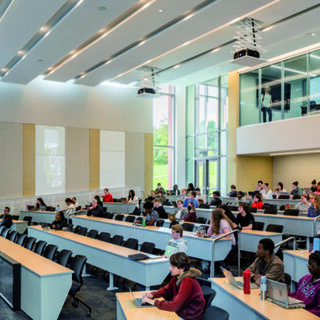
0,207,13,228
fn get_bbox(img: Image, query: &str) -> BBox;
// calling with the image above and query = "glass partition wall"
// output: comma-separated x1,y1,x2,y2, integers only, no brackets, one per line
240,48,320,126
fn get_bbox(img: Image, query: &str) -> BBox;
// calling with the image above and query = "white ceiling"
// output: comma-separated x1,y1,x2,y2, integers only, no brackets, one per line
1,0,320,88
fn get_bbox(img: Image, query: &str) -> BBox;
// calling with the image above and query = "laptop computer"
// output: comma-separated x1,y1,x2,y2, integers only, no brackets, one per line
172,201,178,208
121,198,128,203
129,288,153,308
221,267,258,289
267,279,305,309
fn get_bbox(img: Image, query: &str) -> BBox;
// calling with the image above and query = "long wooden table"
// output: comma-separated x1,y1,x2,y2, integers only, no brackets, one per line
210,277,318,320
283,250,309,283
116,292,179,320
28,226,170,291
0,237,72,320
20,210,57,224
103,202,136,213
72,215,232,277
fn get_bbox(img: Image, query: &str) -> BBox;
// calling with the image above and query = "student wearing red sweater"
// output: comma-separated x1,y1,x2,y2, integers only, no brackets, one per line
252,193,263,210
142,252,205,320
102,188,113,202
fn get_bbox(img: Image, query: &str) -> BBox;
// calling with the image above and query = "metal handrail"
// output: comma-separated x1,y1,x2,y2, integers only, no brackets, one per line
313,215,320,236
211,229,241,278
275,236,296,250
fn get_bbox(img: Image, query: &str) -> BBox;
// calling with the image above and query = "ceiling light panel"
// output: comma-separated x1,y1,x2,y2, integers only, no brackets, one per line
76,0,273,86
46,0,203,82
0,0,66,67
2,0,138,84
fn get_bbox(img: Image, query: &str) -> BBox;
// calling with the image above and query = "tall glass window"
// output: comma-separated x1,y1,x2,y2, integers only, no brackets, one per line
36,125,65,195
153,85,175,190
186,76,228,196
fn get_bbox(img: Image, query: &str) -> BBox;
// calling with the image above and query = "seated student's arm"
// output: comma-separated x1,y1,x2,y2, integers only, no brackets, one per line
146,218,156,226
145,280,175,302
242,223,253,230
153,278,194,312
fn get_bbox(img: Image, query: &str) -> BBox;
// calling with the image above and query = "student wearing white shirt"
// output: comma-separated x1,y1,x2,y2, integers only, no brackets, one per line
127,189,139,207
261,86,273,122
195,188,206,203
261,183,273,199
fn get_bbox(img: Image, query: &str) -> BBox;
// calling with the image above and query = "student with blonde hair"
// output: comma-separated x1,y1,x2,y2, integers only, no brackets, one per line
308,194,320,218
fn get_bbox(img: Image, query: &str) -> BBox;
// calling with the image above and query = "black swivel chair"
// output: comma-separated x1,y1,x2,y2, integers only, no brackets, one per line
23,216,33,226
87,229,99,239
135,217,143,222
156,220,165,227
201,286,216,310
249,207,257,213
7,230,18,242
97,232,110,242
122,238,139,250
12,215,19,220
15,233,27,246
264,207,278,214
140,242,155,254
33,240,47,256
24,236,36,250
283,209,299,216
105,212,114,220
110,235,124,246
125,215,135,223
1,227,10,238
202,306,229,320
115,214,124,221
67,255,91,317
266,224,284,233
253,221,265,231
182,223,194,232
169,220,180,228
43,244,58,261
196,217,207,224
57,249,73,267
73,225,81,234
78,227,88,236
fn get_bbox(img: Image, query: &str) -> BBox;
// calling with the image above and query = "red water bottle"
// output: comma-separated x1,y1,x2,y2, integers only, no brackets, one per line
243,269,251,294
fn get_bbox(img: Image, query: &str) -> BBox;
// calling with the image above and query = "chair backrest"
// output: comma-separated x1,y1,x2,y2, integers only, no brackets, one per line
199,204,210,209
78,226,88,236
169,220,180,228
182,223,194,232
0,226,4,235
110,235,123,245
135,217,143,222
278,194,290,200
227,205,238,212
105,212,114,220
87,229,98,239
284,272,292,289
15,233,27,246
43,244,58,261
140,242,155,254
115,214,124,221
23,216,33,225
156,220,165,227
97,232,110,242
249,207,257,213
122,238,138,250
1,227,10,238
264,207,278,214
70,255,87,284
279,205,286,211
12,215,19,220
201,286,216,309
74,225,81,234
266,224,284,233
253,221,265,231
57,249,73,267
7,230,18,242
33,240,47,255
196,217,207,224
125,215,135,223
24,236,36,250
283,209,299,216
132,207,141,216
202,306,229,320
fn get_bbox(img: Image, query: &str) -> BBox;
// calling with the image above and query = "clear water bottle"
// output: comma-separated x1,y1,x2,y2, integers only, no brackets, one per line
260,276,267,300
56,205,60,212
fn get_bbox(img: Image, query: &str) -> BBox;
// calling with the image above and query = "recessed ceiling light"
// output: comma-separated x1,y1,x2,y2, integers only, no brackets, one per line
173,64,181,69
311,33,316,36
17,50,25,55
182,41,190,47
106,59,112,64
1,68,8,72
263,26,273,32
40,26,49,32
138,40,146,46
183,14,194,21
158,9,163,13
211,47,221,53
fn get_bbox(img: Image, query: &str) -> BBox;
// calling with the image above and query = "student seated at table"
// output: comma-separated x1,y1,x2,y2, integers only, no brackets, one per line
295,193,311,212
289,251,320,316
187,183,195,194
87,199,104,218
165,225,187,258
51,211,68,230
248,238,284,285
210,191,222,207
183,202,197,223
311,179,317,193
157,190,166,203
261,183,273,199
274,182,287,198
314,183,320,195
155,183,166,195
178,188,187,201
72,197,78,207
218,204,236,223
135,201,159,226
236,191,246,203
94,195,103,207
195,188,206,203
308,194,320,218
175,200,188,221
227,184,237,197
153,198,168,219
183,191,199,208
36,197,47,211
65,197,76,219
102,188,113,203
142,252,205,320
252,193,263,210
290,181,302,199
0,207,12,228
235,203,255,230
127,189,139,207
170,184,180,196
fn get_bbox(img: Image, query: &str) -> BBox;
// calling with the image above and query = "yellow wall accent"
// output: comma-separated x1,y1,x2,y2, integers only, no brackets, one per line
23,124,35,196
144,133,153,194
89,129,100,190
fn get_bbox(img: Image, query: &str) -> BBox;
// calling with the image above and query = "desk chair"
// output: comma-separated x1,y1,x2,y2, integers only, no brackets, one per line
200,284,216,309
202,306,229,320
266,224,284,233
283,209,299,216
249,207,257,213
0,214,3,218
12,215,19,220
125,215,135,223
169,220,180,228
33,240,47,256
140,242,155,254
110,235,123,246
105,212,114,219
156,220,165,227
253,221,264,231
15,233,27,246
1,227,10,238
182,223,194,232
122,238,138,250
97,232,110,242
24,236,36,250
67,255,91,317
87,229,98,239
78,226,88,236
227,206,238,212
0,226,3,235
43,244,58,261
23,216,33,226
278,195,290,200
264,207,278,214
57,249,73,267
196,217,207,224
135,217,143,222
7,230,18,242
115,214,124,221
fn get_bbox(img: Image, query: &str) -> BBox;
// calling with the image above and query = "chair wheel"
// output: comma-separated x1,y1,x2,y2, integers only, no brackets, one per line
86,312,91,317
72,300,79,308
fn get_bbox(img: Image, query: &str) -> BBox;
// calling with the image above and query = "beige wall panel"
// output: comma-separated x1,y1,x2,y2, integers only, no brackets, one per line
0,122,23,198
144,133,153,194
125,132,145,189
89,129,100,190
23,123,34,197
66,127,89,192
237,156,273,192
273,153,320,190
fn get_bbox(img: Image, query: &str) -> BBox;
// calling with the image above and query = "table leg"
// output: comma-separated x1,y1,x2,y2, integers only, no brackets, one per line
307,237,310,250
107,273,119,291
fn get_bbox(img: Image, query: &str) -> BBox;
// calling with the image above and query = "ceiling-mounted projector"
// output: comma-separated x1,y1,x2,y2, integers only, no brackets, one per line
137,87,157,98
231,48,266,67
